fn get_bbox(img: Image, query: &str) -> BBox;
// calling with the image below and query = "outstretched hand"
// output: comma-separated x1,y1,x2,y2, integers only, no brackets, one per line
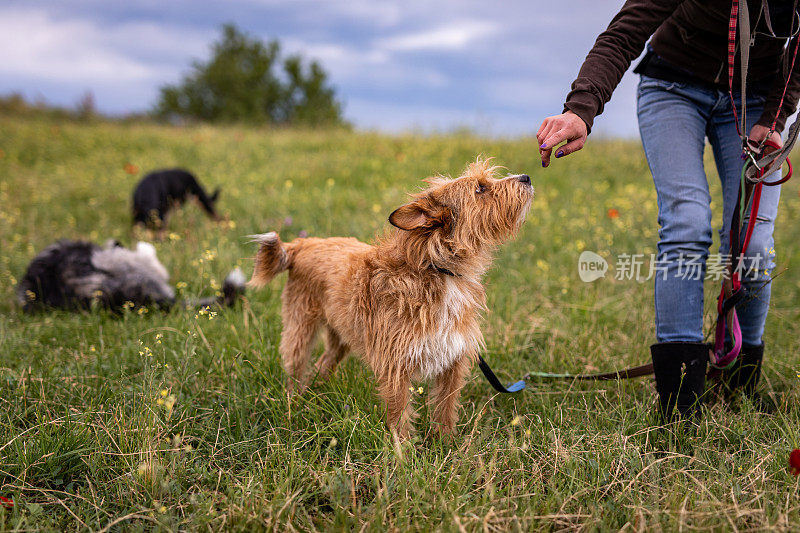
536,111,588,167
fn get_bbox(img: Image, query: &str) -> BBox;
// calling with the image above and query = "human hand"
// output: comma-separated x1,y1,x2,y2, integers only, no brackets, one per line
748,124,783,172
536,111,588,167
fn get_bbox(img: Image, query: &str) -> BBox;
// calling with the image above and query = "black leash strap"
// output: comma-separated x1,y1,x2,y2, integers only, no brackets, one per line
477,355,526,393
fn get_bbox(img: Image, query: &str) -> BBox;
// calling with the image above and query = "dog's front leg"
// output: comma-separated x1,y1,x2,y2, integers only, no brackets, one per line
377,367,414,440
429,356,471,436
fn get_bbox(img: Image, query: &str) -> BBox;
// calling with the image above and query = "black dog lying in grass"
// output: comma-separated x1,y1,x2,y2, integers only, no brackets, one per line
17,239,245,312
132,169,220,229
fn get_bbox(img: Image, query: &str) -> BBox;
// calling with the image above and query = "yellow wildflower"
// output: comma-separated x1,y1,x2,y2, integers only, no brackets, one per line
164,394,176,412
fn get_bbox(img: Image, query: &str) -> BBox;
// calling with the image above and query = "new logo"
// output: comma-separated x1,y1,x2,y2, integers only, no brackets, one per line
578,251,608,282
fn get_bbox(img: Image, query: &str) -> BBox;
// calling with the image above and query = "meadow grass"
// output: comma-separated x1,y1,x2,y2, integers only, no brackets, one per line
0,116,799,531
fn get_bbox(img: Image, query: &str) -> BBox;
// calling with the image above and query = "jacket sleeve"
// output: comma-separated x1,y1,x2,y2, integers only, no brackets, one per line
563,0,686,132
756,37,800,133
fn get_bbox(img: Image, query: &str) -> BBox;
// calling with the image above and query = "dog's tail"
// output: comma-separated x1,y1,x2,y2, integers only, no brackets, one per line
248,232,290,287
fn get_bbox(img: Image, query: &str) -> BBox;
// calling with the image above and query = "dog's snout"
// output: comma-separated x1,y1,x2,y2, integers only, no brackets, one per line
516,174,531,184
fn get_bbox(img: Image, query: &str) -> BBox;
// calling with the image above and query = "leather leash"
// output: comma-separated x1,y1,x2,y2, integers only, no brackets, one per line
478,355,655,394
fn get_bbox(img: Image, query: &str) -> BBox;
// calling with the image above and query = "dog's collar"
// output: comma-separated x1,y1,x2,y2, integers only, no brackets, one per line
431,264,458,277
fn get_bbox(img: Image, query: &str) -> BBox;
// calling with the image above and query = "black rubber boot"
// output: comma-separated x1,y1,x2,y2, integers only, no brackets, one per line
723,342,763,398
721,342,774,412
650,342,709,421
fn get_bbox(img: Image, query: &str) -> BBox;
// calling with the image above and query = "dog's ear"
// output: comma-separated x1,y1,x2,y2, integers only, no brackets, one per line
210,188,221,203
389,198,452,231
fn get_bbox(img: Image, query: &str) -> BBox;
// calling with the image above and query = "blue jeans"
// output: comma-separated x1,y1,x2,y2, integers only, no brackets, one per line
637,75,781,345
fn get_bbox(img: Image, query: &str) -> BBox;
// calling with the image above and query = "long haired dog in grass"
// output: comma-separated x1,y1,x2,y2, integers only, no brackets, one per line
249,159,533,438
18,239,245,312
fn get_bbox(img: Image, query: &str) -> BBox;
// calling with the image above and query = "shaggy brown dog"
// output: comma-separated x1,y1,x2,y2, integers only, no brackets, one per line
249,159,533,438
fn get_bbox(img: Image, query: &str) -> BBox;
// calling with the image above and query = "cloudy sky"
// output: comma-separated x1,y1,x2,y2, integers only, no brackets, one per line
0,0,643,137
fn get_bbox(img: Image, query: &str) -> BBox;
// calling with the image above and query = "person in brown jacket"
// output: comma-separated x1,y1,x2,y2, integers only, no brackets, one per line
537,0,799,421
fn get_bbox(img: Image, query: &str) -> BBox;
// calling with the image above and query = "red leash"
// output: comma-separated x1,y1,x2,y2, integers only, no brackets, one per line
727,0,742,138
712,0,797,371
711,139,792,371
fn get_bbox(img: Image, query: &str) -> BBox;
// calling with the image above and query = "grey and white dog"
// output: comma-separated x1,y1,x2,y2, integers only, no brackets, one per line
17,239,245,312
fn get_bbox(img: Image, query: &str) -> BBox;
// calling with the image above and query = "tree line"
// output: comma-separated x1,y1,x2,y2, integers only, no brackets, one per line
1,24,345,127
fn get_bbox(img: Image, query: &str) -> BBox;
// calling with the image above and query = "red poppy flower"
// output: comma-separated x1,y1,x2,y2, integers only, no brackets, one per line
790,449,800,476
0,496,13,509
124,163,139,175
607,208,620,219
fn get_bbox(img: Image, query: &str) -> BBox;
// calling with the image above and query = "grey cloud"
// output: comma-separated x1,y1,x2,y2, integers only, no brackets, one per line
0,0,641,136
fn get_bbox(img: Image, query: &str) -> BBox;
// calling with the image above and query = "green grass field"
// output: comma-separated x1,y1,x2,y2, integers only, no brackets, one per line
1,116,799,531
